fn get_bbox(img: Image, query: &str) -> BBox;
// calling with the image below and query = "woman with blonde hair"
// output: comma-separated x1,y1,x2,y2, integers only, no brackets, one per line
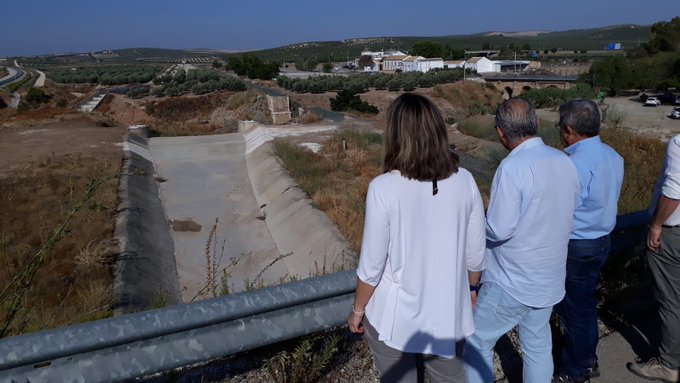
348,93,486,382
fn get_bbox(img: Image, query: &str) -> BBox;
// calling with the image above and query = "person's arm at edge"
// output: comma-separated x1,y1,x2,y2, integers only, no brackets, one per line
466,177,486,309
348,278,375,334
649,136,680,251
648,195,680,251
468,270,482,309
349,182,388,334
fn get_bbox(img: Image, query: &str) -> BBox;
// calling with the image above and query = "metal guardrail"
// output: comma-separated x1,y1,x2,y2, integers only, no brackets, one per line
0,271,355,382
0,212,649,383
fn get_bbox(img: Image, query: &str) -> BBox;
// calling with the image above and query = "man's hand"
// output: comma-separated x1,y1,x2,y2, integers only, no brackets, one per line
470,291,478,310
648,224,663,252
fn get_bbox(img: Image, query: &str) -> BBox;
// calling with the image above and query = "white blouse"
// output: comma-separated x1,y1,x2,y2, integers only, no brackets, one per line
357,168,486,358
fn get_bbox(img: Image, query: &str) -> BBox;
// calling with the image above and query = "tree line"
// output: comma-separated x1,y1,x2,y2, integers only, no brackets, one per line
45,65,161,85
151,68,246,97
277,69,465,94
581,17,680,95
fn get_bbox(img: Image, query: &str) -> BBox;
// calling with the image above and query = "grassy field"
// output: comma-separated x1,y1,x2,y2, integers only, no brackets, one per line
276,117,665,261
0,155,120,337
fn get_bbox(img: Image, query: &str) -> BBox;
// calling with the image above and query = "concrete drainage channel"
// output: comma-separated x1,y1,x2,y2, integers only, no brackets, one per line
116,123,355,308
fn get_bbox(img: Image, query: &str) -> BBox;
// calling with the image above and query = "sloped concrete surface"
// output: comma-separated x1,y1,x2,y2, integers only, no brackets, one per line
244,127,356,276
150,134,285,301
149,125,355,302
114,131,181,314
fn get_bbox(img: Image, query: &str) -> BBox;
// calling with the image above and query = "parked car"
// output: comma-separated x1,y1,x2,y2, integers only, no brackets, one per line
670,107,680,119
645,97,661,106
675,95,680,105
661,92,677,105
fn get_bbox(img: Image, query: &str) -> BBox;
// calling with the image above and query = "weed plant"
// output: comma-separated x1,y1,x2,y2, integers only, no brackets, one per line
264,333,340,383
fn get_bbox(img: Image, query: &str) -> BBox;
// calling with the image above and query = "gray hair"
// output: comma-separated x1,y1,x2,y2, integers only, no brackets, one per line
495,98,538,143
558,99,600,137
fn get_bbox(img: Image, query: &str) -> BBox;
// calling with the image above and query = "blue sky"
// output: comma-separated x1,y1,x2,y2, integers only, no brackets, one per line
2,0,678,57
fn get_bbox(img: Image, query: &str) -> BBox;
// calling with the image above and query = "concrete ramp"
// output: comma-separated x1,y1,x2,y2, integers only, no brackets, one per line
243,127,355,276
149,127,354,301
150,134,286,301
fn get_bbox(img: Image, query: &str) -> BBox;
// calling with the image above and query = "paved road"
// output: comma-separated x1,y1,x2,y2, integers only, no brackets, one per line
34,70,46,87
0,67,23,87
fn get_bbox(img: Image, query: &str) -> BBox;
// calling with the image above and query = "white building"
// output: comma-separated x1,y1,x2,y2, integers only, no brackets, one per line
359,50,407,72
382,55,408,71
444,60,465,69
356,51,459,73
465,57,495,73
417,58,444,73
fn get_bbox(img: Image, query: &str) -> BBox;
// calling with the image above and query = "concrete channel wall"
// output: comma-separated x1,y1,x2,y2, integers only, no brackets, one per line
243,126,357,276
116,123,354,307
77,92,107,112
114,128,181,314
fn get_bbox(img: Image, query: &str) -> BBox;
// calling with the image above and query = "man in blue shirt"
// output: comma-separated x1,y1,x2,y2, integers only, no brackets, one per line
554,99,624,383
466,98,580,383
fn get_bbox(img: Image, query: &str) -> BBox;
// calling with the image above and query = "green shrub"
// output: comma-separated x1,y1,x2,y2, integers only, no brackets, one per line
330,90,378,114
25,87,50,105
45,65,160,85
520,83,593,108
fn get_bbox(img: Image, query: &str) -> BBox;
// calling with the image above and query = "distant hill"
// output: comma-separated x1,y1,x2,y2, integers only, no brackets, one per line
14,24,651,65
239,24,651,62
113,47,213,59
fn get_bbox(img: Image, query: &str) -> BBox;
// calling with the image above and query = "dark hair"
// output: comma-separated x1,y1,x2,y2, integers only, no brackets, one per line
383,93,458,181
495,98,538,143
558,99,600,137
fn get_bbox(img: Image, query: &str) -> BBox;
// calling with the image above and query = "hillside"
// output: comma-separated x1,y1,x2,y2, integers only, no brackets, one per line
239,24,651,61
13,24,651,66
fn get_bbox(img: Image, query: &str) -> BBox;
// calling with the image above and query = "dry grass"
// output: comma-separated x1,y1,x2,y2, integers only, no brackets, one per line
275,124,663,260
455,114,663,213
601,127,665,214
142,90,271,136
0,154,119,336
298,111,322,124
431,82,503,120
273,130,382,252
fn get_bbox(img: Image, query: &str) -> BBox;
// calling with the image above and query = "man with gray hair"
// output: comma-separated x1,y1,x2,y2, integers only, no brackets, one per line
553,99,624,383
465,98,580,383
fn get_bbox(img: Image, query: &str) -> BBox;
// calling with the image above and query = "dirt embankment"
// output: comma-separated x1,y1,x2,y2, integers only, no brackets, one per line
288,81,504,130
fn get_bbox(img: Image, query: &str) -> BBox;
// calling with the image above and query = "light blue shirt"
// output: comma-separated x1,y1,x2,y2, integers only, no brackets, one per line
483,137,579,307
565,135,624,240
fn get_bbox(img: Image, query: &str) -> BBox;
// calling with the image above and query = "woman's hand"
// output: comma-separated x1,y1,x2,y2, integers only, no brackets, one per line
349,279,374,334
347,311,364,334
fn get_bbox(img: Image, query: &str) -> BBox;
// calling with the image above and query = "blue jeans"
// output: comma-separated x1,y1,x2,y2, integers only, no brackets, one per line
555,235,611,378
465,282,554,383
